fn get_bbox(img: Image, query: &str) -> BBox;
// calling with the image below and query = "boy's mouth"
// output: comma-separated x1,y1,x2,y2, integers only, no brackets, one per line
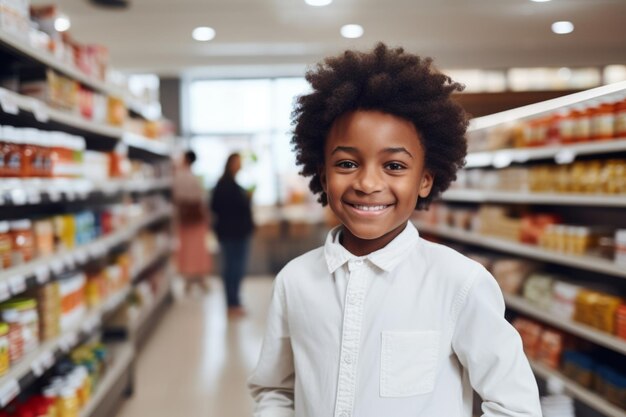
346,202,393,212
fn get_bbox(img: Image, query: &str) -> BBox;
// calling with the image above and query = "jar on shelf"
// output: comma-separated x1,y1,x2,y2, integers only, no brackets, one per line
2,126,24,177
614,97,626,138
10,219,35,265
0,322,9,376
591,100,616,140
0,307,24,364
572,105,592,142
0,298,39,356
0,221,12,270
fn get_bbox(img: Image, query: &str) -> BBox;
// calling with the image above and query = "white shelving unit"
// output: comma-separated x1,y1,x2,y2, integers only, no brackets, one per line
464,138,626,169
530,361,626,417
504,294,626,355
413,222,626,279
0,287,130,407
442,189,626,207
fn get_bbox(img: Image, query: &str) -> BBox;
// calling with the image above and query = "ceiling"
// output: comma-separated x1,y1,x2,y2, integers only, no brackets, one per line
50,0,626,77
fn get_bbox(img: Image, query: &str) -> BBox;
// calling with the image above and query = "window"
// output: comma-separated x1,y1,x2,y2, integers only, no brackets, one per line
187,78,311,206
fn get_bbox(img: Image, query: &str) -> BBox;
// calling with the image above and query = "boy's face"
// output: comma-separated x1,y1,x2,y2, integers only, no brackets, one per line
321,110,433,256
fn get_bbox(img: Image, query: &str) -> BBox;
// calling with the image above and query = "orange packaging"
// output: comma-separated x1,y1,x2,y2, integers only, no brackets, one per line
615,98,626,138
513,317,543,358
559,109,576,143
572,106,592,142
616,305,626,340
591,102,615,140
536,329,568,369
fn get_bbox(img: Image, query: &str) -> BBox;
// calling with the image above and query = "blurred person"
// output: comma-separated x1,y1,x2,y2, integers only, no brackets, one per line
173,150,211,294
211,153,255,317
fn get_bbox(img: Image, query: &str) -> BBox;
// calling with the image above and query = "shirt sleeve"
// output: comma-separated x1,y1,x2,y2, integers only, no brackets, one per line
248,273,295,417
452,267,542,417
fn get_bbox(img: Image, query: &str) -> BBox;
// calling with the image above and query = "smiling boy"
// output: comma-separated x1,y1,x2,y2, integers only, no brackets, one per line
249,43,541,417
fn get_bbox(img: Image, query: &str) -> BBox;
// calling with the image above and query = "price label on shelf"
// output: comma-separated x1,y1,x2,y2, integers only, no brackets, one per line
0,89,19,115
51,260,65,275
59,332,78,352
64,255,75,269
31,351,54,377
9,188,27,206
75,250,88,264
0,282,10,302
0,379,20,407
82,316,101,333
31,99,49,122
35,265,51,284
8,275,26,294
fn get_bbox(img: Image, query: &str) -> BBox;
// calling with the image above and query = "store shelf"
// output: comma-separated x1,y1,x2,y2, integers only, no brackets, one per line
130,243,172,284
0,87,122,138
465,138,626,168
413,222,626,279
530,360,626,417
0,177,171,207
0,206,173,301
468,81,626,132
505,294,626,355
0,30,118,97
129,283,172,339
442,189,626,207
79,342,135,417
0,287,130,407
122,132,170,157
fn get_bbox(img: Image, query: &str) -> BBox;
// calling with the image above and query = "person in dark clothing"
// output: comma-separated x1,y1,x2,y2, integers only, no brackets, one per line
210,153,254,317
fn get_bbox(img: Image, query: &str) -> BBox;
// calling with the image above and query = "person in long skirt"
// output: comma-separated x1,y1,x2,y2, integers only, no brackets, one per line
173,150,211,293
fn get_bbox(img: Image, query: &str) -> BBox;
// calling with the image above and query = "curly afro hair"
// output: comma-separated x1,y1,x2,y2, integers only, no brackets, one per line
291,43,468,210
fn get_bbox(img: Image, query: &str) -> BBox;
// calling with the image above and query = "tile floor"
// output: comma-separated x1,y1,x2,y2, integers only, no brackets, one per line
116,276,274,417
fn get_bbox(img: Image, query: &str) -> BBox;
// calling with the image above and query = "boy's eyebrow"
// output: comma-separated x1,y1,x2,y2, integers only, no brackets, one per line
330,146,413,158
382,147,413,158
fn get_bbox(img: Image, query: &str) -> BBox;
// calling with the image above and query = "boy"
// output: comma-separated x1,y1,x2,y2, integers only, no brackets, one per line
249,43,541,417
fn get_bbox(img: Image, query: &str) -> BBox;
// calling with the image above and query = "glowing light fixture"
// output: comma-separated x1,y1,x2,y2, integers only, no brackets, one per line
192,26,216,42
530,0,551,2
341,24,364,39
54,15,71,32
305,0,332,6
552,21,574,34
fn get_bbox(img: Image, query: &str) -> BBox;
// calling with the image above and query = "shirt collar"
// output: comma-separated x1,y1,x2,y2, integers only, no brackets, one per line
323,222,421,274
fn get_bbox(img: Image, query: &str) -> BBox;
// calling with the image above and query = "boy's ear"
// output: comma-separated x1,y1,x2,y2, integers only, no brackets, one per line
319,166,328,192
419,171,434,198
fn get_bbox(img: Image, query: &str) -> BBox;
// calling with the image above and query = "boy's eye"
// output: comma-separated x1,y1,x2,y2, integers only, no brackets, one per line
385,162,406,171
336,161,357,169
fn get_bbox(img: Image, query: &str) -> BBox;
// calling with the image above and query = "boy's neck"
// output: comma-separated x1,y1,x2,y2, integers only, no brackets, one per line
339,221,408,257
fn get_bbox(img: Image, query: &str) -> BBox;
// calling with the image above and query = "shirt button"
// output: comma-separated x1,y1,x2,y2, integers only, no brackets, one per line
354,259,363,265
344,354,353,364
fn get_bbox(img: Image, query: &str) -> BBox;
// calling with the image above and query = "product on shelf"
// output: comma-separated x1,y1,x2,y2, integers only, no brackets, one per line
0,297,39,362
33,280,61,341
616,229,626,266
0,0,30,39
513,317,544,359
574,290,622,334
0,321,9,376
9,219,34,265
468,95,626,153
491,258,537,295
58,272,86,332
562,350,596,388
0,221,11,269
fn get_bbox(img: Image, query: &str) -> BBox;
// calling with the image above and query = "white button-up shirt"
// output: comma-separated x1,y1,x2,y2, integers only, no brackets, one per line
249,222,541,417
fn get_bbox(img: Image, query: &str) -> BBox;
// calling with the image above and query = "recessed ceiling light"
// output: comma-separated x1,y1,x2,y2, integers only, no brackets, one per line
192,26,216,42
551,21,574,34
305,0,332,6
54,15,71,32
341,24,364,39
530,0,551,2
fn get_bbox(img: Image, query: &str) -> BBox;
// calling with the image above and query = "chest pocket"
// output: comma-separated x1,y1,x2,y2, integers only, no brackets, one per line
380,330,440,397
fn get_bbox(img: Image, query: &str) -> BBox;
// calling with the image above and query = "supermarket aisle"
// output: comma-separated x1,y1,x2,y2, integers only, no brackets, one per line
116,276,274,417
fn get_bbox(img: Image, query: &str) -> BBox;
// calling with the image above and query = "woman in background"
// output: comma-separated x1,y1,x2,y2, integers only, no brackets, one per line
173,150,211,294
210,153,254,317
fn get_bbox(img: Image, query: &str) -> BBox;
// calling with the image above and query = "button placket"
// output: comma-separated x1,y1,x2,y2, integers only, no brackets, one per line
334,263,367,417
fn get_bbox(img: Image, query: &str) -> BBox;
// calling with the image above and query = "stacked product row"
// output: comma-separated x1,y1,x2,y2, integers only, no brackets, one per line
471,95,626,152
1,341,113,417
415,204,626,264
0,125,171,182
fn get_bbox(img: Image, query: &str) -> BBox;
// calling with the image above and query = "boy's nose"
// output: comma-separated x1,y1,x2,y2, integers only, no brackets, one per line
354,167,384,194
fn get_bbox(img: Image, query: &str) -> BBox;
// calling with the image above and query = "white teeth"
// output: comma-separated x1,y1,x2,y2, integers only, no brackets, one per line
353,204,387,211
